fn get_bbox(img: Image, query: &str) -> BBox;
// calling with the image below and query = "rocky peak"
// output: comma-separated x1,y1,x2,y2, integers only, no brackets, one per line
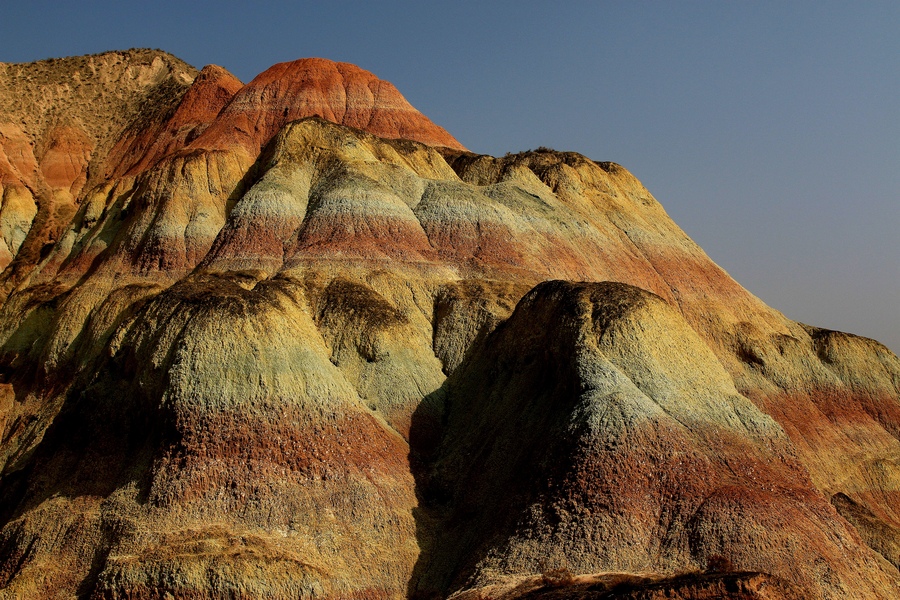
190,57,466,154
0,49,198,275
0,50,898,600
0,49,197,164
104,63,244,178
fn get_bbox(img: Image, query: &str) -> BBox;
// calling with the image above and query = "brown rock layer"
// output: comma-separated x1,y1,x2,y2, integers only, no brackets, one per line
0,51,897,600
452,571,801,600
105,63,244,179
0,49,199,289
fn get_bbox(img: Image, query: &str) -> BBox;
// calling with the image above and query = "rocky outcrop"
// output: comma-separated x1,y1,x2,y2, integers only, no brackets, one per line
0,49,199,287
0,51,897,600
191,58,466,155
451,571,803,600
0,123,39,269
104,63,244,179
410,281,895,598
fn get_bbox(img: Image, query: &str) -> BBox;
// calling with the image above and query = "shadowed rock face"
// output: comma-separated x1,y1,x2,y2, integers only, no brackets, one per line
0,51,898,600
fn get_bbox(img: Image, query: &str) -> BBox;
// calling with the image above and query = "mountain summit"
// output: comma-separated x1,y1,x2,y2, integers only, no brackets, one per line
0,51,898,600
192,57,466,154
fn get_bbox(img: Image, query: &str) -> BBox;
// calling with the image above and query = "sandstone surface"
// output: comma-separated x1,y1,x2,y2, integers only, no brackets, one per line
0,51,898,600
0,49,199,287
191,58,466,155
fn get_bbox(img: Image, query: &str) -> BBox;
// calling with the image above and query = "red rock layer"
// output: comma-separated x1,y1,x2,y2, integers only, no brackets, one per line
413,281,897,598
0,53,898,600
287,185,440,264
192,58,466,154
0,123,38,187
105,64,243,179
38,126,92,196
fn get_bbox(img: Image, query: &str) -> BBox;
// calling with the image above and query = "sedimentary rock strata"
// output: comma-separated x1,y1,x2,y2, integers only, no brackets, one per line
0,50,897,599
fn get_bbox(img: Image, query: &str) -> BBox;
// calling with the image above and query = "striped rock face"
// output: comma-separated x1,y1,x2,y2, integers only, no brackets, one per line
0,49,199,291
0,51,898,600
191,57,466,155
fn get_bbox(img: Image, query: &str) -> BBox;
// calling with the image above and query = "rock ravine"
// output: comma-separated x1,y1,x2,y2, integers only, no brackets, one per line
0,50,898,600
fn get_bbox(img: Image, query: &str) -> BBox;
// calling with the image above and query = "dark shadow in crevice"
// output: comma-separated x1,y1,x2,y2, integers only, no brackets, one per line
0,333,165,598
407,281,590,599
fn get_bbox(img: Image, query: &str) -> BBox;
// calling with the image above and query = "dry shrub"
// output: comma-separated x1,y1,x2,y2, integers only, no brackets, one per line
706,554,735,573
539,558,576,587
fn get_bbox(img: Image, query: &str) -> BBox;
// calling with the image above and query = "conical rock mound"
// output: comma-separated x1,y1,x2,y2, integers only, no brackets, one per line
192,57,466,154
0,51,898,600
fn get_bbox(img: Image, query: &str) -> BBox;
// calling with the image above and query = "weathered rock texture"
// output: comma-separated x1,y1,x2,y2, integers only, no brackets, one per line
0,51,898,600
0,49,199,285
449,570,803,600
192,58,466,156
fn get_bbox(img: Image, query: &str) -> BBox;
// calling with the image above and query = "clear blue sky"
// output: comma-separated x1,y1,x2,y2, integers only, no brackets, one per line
3,1,898,353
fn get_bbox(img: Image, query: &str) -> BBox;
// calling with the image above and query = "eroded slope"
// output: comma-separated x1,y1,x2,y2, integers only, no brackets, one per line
0,52,898,600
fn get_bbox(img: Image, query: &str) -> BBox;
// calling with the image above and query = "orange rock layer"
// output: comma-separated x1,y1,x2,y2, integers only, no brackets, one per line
192,58,466,155
0,51,898,600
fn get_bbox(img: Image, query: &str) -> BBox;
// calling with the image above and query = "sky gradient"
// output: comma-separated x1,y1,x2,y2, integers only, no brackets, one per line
3,1,898,353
